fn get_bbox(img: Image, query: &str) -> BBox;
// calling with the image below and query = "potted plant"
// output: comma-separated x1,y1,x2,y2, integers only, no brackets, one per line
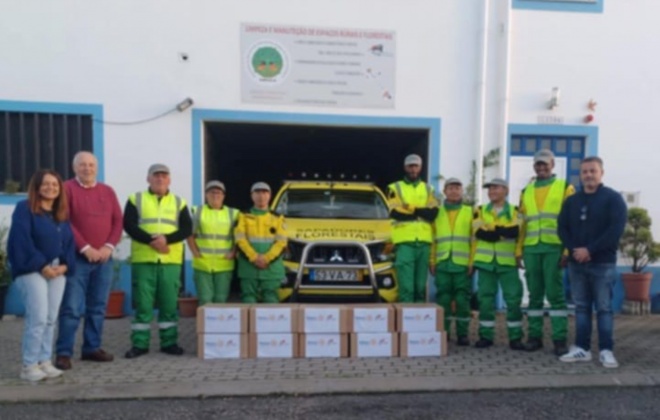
105,258,126,318
619,207,660,301
106,236,130,319
0,222,10,319
178,290,199,318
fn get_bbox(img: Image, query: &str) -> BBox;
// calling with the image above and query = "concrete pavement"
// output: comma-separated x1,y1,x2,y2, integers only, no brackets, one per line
0,314,659,402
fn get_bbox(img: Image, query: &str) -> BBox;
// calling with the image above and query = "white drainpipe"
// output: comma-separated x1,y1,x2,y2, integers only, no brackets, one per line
499,0,513,179
475,0,490,204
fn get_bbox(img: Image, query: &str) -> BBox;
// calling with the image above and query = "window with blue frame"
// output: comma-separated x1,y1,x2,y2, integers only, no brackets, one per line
513,0,604,13
510,135,585,187
0,111,93,192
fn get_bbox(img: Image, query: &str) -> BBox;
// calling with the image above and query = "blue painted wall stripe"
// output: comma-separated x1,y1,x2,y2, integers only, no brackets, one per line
513,0,604,14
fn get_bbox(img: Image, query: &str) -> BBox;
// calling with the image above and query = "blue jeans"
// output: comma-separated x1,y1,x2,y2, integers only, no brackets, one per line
568,262,616,351
56,256,113,356
16,272,66,366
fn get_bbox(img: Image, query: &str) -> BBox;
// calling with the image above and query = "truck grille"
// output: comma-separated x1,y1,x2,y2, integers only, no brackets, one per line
286,241,383,265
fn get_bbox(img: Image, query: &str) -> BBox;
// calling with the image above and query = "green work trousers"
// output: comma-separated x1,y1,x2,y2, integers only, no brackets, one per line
131,263,181,349
523,249,568,341
395,242,431,303
477,267,523,341
240,277,280,303
194,270,232,306
435,268,471,337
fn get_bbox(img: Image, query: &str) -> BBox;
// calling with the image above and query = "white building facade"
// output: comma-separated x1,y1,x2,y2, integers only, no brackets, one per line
1,0,658,313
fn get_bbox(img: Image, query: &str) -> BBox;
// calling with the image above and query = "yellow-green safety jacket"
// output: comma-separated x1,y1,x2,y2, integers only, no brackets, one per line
387,181,436,244
191,204,237,273
129,191,186,264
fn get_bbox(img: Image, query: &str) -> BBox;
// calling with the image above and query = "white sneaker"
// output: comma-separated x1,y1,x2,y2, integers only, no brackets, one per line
39,361,63,378
20,364,47,382
599,350,619,368
559,345,592,363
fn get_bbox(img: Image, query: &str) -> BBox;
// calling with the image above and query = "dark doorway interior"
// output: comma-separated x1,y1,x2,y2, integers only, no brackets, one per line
204,122,430,210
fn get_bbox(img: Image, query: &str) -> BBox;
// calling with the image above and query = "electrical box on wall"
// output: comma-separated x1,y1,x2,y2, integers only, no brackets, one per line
620,191,641,207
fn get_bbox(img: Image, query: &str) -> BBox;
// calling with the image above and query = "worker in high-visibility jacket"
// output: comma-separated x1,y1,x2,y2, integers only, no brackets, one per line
235,182,287,303
123,164,192,359
186,180,237,306
430,178,473,346
471,178,525,350
388,154,439,302
517,149,575,355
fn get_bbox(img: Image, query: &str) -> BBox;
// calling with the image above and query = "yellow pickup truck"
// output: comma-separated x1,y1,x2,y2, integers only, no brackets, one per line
272,180,398,303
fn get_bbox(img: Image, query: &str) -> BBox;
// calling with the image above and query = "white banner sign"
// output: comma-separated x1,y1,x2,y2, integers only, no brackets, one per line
241,23,396,109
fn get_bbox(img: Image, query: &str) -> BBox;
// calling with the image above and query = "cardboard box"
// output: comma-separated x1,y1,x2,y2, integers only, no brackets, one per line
399,331,448,357
197,334,249,359
248,333,299,358
249,304,299,333
395,303,444,332
349,304,396,332
299,334,349,358
298,305,350,333
196,304,250,334
349,332,398,358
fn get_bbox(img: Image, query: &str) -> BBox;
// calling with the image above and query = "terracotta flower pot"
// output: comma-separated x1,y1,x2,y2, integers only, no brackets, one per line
106,290,126,319
178,297,199,318
621,272,653,302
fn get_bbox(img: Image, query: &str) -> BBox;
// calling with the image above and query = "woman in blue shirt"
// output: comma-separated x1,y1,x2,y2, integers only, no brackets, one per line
8,169,76,382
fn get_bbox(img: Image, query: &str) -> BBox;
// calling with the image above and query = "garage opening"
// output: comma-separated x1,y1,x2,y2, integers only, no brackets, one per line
204,122,430,210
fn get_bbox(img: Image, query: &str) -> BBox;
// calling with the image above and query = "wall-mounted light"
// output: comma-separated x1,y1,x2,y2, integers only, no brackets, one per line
176,98,194,112
548,87,560,110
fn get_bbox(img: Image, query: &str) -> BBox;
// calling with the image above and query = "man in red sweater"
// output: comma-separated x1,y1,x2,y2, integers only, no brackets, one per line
55,151,123,370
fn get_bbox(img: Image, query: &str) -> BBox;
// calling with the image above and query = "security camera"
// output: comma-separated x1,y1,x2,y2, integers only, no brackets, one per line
179,53,189,62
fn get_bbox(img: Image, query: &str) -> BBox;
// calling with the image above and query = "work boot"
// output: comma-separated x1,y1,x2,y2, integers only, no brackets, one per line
509,339,525,351
457,336,470,346
125,347,149,359
160,344,184,356
54,355,72,370
553,340,568,357
82,349,114,362
475,338,493,348
525,338,543,352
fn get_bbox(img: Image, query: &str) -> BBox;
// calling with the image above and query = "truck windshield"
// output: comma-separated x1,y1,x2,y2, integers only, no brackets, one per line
274,189,389,220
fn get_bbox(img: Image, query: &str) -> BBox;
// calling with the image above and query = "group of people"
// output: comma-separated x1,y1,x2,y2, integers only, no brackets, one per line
388,152,626,368
7,151,285,381
6,147,626,382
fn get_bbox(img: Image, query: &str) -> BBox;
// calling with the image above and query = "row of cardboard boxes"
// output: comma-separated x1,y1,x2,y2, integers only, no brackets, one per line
198,331,448,359
197,303,447,359
197,303,446,334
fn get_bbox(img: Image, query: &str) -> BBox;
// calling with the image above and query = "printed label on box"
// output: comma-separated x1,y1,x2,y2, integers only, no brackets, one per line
256,334,294,358
203,308,242,333
254,308,293,332
405,332,443,357
401,308,437,332
353,308,389,332
200,334,244,359
354,333,394,357
302,308,341,333
303,334,342,358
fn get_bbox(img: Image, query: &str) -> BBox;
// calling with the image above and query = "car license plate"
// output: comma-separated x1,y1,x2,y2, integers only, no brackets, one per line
311,269,362,282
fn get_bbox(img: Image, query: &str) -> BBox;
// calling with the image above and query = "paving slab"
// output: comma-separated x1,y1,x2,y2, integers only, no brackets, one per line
0,314,658,402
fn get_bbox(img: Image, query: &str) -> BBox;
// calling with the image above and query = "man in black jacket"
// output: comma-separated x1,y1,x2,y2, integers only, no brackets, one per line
557,156,626,368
